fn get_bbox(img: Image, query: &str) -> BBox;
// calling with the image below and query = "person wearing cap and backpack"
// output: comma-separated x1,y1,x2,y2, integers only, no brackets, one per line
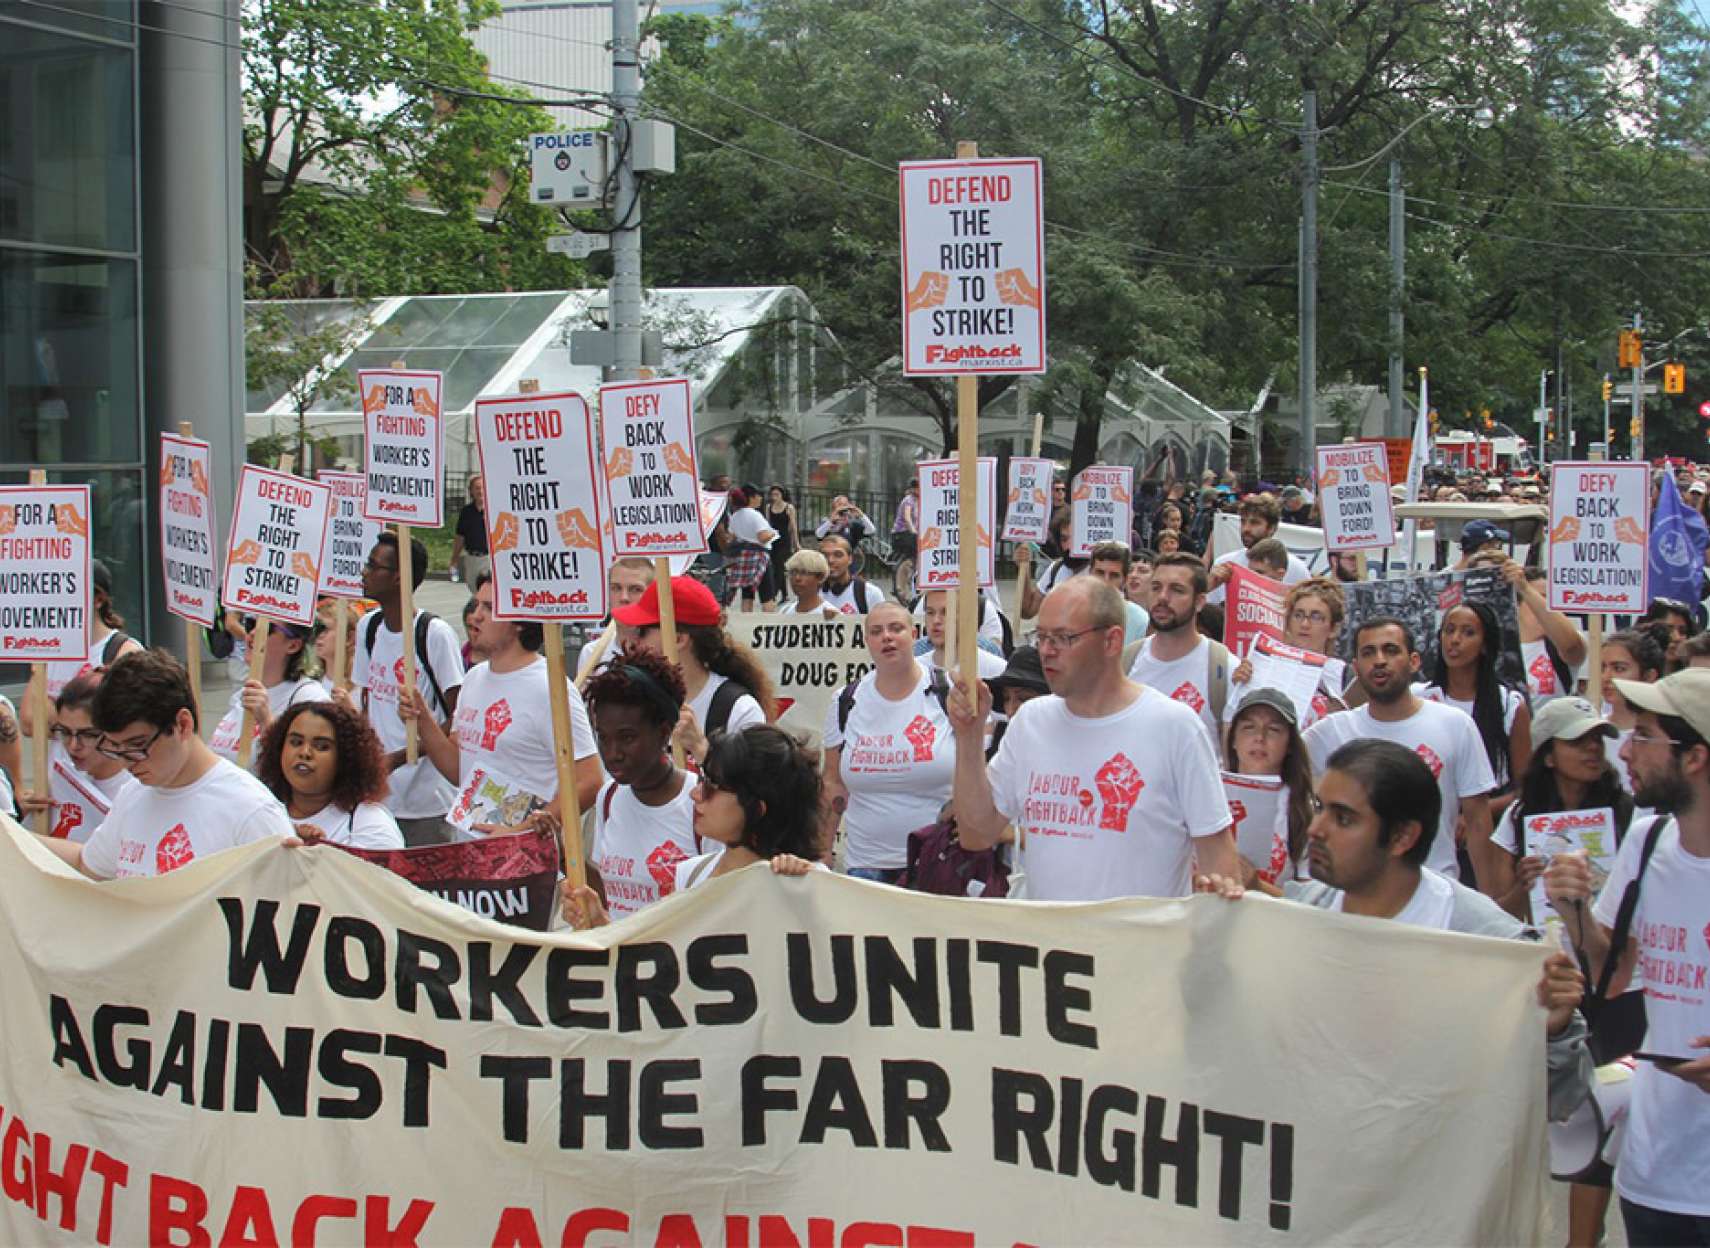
1545,668,1710,1247
615,576,775,766
352,532,466,845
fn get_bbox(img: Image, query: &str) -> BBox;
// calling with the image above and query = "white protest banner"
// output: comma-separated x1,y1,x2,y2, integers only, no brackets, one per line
916,456,996,591
1002,455,1054,543
0,485,91,662
1068,465,1134,556
1221,773,1291,885
359,368,445,526
1315,442,1395,552
598,377,706,557
1524,807,1617,925
159,432,217,625
899,156,1045,375
315,471,379,599
728,613,874,749
1225,565,1287,657
0,818,1551,1246
1548,461,1649,614
221,466,332,627
475,391,606,622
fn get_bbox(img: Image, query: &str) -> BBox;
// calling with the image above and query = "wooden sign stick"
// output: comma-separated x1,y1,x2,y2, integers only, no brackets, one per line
28,468,48,831
333,599,350,692
236,620,269,768
955,139,982,706
1014,410,1044,620
656,560,686,765
177,421,203,724
398,519,419,764
1587,614,1604,709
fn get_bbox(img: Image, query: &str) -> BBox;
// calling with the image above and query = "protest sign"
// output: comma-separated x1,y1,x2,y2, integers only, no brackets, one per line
0,484,91,662
728,613,874,749
1068,465,1134,557
221,465,332,628
899,156,1045,375
0,818,1551,1246
598,378,706,557
1236,634,1336,726
315,471,379,599
359,368,444,527
1338,565,1524,691
1211,515,1438,576
446,765,551,840
1001,456,1054,543
916,457,996,591
1523,807,1616,926
1221,773,1291,885
159,432,216,626
1547,461,1649,614
1315,442,1395,552
1225,565,1287,656
336,826,559,931
46,755,110,844
474,392,606,623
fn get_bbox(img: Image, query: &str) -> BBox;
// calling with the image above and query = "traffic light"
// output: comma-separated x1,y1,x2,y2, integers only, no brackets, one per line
1602,377,1613,403
1428,408,1440,435
1618,329,1643,369
1664,362,1686,395
1631,417,1642,439
1481,408,1494,431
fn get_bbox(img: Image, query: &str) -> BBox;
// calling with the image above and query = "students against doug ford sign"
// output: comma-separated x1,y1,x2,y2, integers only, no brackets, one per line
360,368,444,527
599,377,706,557
222,466,332,627
900,157,1045,375
0,485,91,662
1547,461,1649,614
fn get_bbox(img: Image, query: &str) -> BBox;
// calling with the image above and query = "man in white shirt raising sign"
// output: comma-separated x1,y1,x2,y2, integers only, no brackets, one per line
948,577,1237,901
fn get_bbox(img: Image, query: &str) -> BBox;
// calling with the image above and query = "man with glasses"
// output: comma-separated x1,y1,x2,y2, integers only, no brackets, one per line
17,674,135,843
355,532,466,845
32,651,292,880
947,577,1236,901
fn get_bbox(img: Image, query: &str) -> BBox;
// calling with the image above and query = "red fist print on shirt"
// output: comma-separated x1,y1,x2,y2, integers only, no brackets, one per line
903,714,937,763
1414,743,1444,779
1170,681,1207,715
482,699,513,750
647,841,689,894
1529,651,1557,696
1095,753,1145,832
156,824,195,874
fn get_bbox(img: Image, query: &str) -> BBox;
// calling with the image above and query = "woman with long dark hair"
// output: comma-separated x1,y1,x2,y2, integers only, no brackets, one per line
765,484,799,594
1421,601,1532,813
1223,688,1316,883
1599,626,1665,788
257,699,402,848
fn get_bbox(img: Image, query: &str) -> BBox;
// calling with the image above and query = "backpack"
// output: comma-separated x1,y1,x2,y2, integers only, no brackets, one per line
705,677,756,738
977,590,1015,657
1120,637,1230,722
904,819,1010,899
837,667,950,734
851,578,871,613
363,611,447,714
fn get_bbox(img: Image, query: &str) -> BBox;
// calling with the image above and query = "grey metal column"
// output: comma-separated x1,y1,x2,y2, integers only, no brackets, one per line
1387,158,1406,439
139,0,244,656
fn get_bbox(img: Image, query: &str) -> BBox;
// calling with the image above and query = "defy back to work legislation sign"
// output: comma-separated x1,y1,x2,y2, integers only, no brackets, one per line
900,157,1045,375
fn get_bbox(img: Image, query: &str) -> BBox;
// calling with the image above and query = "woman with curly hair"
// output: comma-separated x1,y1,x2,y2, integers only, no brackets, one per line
257,700,402,849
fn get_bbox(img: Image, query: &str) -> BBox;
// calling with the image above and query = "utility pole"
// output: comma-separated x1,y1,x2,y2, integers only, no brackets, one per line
1537,370,1550,467
1298,88,1318,476
1631,311,1645,463
1387,158,1405,440
609,0,643,384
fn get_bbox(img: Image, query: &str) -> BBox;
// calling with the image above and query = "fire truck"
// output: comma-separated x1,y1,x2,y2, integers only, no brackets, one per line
1432,430,1534,474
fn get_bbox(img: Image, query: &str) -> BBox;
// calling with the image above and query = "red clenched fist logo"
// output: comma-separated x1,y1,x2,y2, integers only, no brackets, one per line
1414,743,1444,779
1263,834,1290,885
481,699,513,750
1529,651,1557,695
648,841,689,894
156,824,195,874
392,657,408,687
903,714,937,763
1094,753,1145,831
1227,799,1247,829
1170,681,1207,715
52,802,83,840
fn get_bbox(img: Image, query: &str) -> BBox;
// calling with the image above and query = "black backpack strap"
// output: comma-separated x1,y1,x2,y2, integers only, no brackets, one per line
100,631,132,665
854,579,870,613
927,666,951,712
600,781,618,824
1590,815,1670,1003
413,612,445,714
364,609,383,659
705,679,749,738
836,682,860,735
1542,636,1574,694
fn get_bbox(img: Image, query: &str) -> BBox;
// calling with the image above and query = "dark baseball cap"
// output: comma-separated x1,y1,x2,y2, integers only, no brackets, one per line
1460,519,1510,552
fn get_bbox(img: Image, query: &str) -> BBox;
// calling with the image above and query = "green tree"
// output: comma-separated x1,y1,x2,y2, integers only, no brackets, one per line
243,295,374,473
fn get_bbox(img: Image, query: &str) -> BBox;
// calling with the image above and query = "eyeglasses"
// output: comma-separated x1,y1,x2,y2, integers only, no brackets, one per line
694,773,728,798
1289,608,1332,626
363,557,398,574
1630,730,1686,749
50,726,103,745
1035,626,1101,652
97,726,165,762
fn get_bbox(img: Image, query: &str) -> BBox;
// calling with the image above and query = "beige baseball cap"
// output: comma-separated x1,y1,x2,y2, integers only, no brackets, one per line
1613,669,1710,744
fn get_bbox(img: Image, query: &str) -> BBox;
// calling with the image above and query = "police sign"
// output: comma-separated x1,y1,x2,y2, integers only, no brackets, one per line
528,130,608,205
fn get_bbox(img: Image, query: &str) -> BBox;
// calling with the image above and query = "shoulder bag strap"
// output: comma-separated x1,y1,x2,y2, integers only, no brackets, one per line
1591,814,1670,1003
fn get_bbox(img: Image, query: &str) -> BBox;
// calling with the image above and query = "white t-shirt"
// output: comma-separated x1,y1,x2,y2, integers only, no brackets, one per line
1127,635,1226,753
46,745,135,844
673,849,725,893
912,595,1006,648
988,687,1232,901
1303,700,1497,881
727,506,776,548
592,779,698,918
1520,638,1568,704
927,647,1008,681
1319,866,1458,929
449,658,596,833
1418,683,1523,788
823,668,955,870
687,673,766,740
353,610,467,819
1207,547,1311,604
820,579,886,615
208,677,329,763
81,757,293,880
1034,559,1084,595
293,800,405,850
778,598,839,617
1592,818,1710,1215
44,626,134,698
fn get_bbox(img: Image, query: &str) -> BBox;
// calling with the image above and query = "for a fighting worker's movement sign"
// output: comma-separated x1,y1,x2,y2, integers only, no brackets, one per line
359,368,445,527
1069,465,1134,557
158,432,217,626
1315,443,1395,552
916,457,996,590
1002,456,1054,543
221,466,332,627
899,157,1046,375
598,378,706,557
475,391,606,622
316,471,380,599
0,485,91,662
0,820,1552,1246
1548,461,1649,613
